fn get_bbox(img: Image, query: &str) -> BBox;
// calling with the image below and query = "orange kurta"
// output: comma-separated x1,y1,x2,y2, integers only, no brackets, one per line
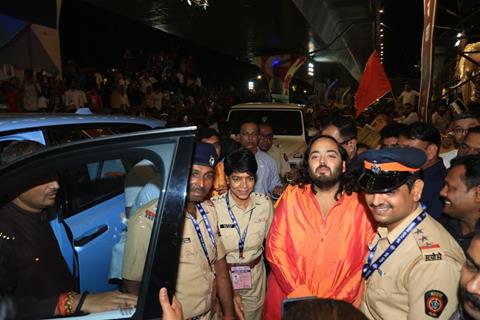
264,184,375,319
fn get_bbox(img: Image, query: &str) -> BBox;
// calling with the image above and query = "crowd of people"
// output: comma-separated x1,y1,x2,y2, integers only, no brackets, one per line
0,50,237,129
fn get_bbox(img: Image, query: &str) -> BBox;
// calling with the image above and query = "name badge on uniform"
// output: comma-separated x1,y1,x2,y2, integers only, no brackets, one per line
220,224,236,228
230,266,252,290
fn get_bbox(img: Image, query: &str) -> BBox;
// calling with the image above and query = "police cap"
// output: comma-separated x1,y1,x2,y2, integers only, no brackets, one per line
357,148,426,193
193,142,218,168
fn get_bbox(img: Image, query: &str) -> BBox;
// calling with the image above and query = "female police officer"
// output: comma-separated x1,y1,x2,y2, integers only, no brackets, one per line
212,148,273,320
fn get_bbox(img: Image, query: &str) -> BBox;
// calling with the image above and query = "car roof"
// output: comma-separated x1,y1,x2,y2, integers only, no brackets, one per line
0,113,166,132
230,102,304,110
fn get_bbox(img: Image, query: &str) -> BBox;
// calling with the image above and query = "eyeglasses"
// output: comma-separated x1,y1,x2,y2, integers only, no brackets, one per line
454,128,470,135
340,137,354,146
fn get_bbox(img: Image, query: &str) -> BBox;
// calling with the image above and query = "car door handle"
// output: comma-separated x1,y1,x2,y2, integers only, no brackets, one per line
74,225,108,247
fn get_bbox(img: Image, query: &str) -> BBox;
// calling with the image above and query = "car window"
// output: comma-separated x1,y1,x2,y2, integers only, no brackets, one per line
228,109,304,135
60,159,127,218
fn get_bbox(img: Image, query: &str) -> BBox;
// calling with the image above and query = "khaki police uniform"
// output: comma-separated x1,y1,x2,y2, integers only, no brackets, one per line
212,192,273,320
361,206,465,320
123,198,225,320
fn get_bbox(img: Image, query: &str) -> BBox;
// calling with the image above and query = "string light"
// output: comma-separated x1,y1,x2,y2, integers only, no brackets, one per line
308,62,314,77
379,7,385,63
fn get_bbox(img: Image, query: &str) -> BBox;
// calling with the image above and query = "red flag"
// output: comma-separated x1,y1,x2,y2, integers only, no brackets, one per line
355,51,392,117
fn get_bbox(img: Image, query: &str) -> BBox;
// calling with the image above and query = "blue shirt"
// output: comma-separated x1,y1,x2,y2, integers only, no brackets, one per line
254,149,282,196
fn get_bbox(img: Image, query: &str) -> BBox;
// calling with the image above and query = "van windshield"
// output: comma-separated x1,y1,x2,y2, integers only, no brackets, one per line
228,109,303,136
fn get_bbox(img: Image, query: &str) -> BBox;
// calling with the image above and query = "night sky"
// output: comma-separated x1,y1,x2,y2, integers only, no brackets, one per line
382,0,423,79
59,0,258,87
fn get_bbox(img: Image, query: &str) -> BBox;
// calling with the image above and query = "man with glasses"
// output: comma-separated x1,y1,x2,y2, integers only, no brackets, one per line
440,112,480,168
258,122,290,179
458,126,480,158
320,115,358,160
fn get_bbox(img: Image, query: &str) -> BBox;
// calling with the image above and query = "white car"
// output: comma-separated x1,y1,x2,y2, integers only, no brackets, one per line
227,103,308,166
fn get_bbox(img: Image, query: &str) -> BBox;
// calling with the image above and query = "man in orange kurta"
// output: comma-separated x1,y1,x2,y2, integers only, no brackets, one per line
264,135,375,319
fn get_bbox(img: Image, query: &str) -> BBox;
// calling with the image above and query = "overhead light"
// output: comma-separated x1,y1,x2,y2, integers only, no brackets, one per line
257,75,262,80
186,0,209,10
379,9,384,13
456,32,463,38
455,39,461,47
380,34,384,38
248,81,254,91
380,28,384,32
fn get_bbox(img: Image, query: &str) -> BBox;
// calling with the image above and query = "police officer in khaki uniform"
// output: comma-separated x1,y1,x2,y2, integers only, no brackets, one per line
212,148,273,320
358,147,465,320
122,142,237,320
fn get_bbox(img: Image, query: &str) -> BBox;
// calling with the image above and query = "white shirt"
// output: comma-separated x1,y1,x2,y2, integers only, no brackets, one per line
64,89,87,108
440,149,458,169
402,112,419,125
398,90,419,106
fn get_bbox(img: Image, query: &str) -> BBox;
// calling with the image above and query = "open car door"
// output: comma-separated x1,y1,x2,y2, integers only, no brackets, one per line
0,127,196,319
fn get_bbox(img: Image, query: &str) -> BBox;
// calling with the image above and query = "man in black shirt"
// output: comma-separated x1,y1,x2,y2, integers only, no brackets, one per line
0,141,137,319
439,155,480,253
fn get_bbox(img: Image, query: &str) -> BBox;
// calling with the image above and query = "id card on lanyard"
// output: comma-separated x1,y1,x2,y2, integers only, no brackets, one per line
226,193,255,290
230,266,253,290
188,203,217,268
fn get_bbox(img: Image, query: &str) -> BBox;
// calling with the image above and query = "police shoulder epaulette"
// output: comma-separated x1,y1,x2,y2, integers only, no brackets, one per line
212,193,225,202
144,208,157,221
412,228,443,262
256,192,270,201
0,231,15,242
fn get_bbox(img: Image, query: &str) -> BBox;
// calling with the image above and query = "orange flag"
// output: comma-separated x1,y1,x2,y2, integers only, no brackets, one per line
355,51,392,117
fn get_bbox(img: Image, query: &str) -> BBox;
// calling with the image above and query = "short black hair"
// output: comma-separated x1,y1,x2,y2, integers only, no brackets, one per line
405,122,441,148
380,122,408,139
239,119,259,132
224,147,257,177
405,174,422,192
198,127,219,141
467,125,480,136
453,112,480,123
321,115,357,142
450,155,480,190
1,140,44,165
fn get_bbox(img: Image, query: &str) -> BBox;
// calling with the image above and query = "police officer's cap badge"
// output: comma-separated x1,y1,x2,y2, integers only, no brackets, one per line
371,161,381,174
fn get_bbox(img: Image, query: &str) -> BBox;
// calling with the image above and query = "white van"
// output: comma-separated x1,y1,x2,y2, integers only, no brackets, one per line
227,103,308,166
